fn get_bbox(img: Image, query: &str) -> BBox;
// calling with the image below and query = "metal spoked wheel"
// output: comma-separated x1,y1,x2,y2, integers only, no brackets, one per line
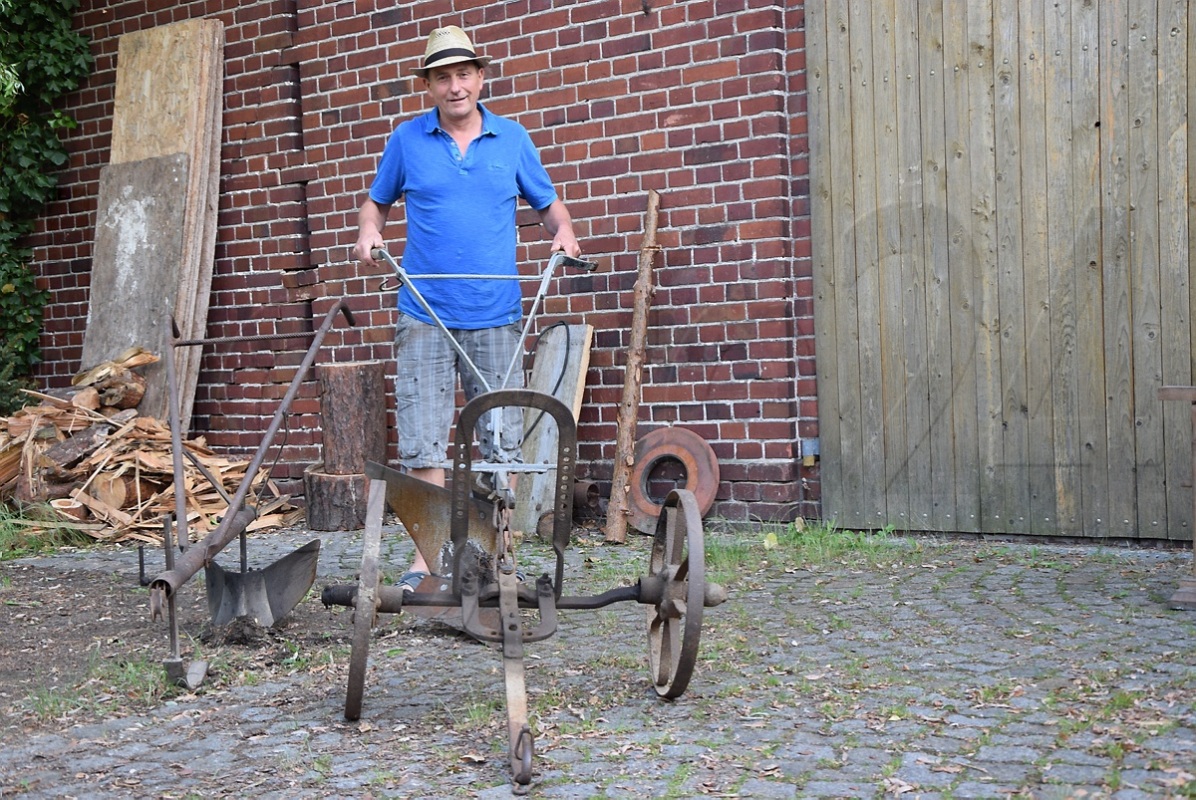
345,479,386,721
646,488,707,699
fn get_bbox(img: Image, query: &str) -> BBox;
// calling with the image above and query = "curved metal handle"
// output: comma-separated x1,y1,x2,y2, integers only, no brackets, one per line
548,251,599,272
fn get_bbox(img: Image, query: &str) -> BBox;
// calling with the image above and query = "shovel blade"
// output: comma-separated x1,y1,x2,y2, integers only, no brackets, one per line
205,539,322,627
165,658,209,690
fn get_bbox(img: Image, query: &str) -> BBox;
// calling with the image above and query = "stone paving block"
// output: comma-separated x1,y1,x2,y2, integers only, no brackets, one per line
1041,762,1111,784
950,779,1022,798
736,777,799,798
801,779,880,798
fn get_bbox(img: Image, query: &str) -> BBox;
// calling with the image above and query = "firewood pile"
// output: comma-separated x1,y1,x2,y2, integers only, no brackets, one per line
0,349,299,544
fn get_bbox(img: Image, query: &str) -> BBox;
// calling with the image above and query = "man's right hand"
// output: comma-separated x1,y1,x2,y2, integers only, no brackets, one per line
354,199,391,268
353,233,384,267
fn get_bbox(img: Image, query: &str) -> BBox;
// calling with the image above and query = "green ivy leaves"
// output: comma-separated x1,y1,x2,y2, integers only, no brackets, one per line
0,0,92,413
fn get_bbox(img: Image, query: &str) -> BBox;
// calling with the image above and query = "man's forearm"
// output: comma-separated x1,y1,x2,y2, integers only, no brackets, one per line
354,199,391,265
539,199,581,257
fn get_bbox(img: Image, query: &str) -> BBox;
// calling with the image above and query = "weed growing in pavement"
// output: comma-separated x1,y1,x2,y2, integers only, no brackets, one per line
281,639,311,672
0,502,93,560
29,650,175,721
662,762,695,797
704,518,927,586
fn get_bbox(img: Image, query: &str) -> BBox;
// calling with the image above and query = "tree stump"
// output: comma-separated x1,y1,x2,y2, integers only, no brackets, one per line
305,361,387,531
304,463,369,531
318,361,386,475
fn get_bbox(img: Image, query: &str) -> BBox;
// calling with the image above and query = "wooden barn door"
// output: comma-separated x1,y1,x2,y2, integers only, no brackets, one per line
807,0,1195,539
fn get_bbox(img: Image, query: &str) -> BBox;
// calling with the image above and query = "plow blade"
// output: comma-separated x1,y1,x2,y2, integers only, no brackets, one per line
365,461,497,571
365,461,498,629
205,539,322,627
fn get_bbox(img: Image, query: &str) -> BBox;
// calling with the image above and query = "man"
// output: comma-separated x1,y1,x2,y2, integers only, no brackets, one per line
353,25,581,591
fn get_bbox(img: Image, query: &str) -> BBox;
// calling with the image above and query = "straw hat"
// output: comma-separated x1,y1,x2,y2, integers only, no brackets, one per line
410,25,492,78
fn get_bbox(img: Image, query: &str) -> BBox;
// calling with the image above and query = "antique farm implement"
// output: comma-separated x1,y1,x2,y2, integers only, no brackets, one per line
319,250,729,792
146,300,354,687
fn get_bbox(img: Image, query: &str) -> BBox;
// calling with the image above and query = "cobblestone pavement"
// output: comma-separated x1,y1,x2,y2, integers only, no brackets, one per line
1,523,1194,799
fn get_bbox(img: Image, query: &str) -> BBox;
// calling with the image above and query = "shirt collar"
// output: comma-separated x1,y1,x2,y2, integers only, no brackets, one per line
425,102,496,136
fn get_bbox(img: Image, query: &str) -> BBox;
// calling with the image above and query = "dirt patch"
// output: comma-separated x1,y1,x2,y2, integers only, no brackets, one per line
0,556,352,737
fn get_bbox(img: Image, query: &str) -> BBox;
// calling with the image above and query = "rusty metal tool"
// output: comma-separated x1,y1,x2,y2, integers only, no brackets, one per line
320,248,725,792
321,388,728,793
150,299,354,684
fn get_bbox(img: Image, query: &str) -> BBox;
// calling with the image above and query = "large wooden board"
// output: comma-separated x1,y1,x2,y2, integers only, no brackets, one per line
84,19,224,426
512,324,593,536
81,155,189,420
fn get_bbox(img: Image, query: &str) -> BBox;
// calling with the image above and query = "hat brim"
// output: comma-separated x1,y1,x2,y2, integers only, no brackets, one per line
410,54,492,78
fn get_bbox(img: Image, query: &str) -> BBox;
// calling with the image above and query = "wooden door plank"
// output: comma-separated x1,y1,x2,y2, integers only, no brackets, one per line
992,0,1032,533
1045,0,1082,535
942,1,982,532
871,0,912,529
1069,0,1109,537
1018,0,1058,535
966,0,1004,533
919,0,959,531
1157,0,1193,540
807,0,846,523
848,0,888,530
1127,0,1167,538
1100,0,1137,536
827,1,868,527
894,0,934,531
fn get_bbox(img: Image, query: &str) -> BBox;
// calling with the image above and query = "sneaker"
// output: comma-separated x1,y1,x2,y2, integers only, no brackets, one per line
398,570,428,594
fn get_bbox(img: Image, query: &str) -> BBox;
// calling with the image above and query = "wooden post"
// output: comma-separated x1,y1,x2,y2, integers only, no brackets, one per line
305,361,387,531
604,190,661,544
318,361,386,474
1158,386,1196,610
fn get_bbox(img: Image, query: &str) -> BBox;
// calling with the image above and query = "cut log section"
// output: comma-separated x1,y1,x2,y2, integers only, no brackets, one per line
318,361,386,476
304,463,368,531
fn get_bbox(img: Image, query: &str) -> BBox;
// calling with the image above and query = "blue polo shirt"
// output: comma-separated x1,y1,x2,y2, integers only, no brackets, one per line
369,103,559,329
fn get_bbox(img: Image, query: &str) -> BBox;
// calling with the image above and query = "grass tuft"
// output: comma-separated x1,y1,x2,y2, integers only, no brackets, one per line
0,502,94,561
705,518,914,584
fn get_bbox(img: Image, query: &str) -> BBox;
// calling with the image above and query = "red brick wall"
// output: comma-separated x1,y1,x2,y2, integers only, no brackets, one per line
29,0,818,525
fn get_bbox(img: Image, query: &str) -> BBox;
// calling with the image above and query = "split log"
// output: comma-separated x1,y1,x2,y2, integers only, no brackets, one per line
604,189,661,544
318,361,386,475
41,423,109,469
71,386,101,411
303,462,368,531
1,396,296,543
50,497,88,520
96,368,147,409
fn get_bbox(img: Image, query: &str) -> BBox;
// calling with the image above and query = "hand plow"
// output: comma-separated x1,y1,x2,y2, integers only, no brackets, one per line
145,299,355,687
320,388,729,793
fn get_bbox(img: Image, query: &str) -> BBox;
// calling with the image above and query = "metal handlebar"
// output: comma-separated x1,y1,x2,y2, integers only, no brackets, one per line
369,248,597,394
370,249,598,278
